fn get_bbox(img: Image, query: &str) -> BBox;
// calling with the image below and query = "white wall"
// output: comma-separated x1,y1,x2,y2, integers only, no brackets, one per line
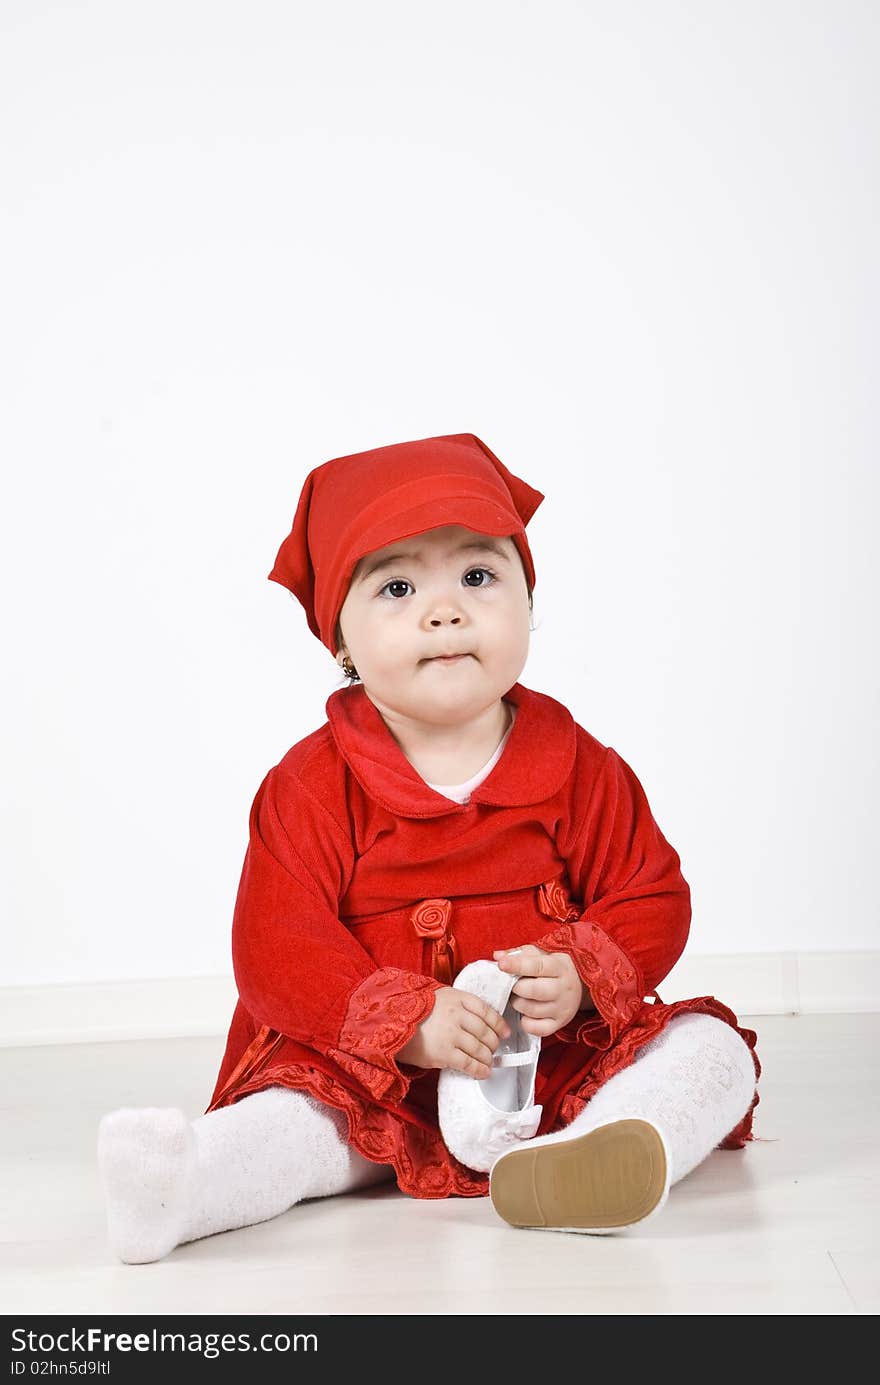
3,0,877,996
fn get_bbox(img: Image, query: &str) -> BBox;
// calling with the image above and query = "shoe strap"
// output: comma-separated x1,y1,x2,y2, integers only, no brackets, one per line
491,1050,536,1068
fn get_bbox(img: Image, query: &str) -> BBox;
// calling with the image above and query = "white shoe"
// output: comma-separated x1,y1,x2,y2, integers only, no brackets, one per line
489,1116,671,1234
437,959,542,1172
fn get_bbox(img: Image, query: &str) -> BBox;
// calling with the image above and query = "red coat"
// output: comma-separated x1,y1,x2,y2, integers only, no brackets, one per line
207,680,761,1198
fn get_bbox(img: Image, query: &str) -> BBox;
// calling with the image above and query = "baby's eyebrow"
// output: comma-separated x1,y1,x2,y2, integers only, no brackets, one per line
357,540,512,584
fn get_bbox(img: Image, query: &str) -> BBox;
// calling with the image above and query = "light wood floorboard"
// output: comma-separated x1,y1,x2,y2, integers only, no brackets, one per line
1,1014,875,1315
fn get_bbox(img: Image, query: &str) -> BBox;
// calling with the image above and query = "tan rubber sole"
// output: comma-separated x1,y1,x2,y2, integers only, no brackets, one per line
489,1119,668,1231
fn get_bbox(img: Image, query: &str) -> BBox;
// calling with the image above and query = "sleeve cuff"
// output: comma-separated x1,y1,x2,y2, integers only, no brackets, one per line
327,967,444,1102
536,918,645,1050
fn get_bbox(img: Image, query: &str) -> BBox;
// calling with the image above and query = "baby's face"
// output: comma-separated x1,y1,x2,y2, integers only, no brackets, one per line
337,525,531,725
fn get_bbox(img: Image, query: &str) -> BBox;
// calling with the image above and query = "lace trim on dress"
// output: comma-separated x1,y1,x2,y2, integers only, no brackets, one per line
209,968,444,1116
328,966,445,1103
210,1061,491,1199
556,993,762,1149
532,874,643,1048
541,918,645,1049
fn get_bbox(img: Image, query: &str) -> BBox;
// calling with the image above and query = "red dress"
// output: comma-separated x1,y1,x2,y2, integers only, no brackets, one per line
207,680,761,1198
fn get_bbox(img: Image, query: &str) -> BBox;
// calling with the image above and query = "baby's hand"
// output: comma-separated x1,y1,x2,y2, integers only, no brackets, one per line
396,987,511,1079
493,945,587,1036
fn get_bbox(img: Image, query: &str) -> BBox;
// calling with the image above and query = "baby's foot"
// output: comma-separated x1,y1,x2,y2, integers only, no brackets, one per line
97,1107,197,1263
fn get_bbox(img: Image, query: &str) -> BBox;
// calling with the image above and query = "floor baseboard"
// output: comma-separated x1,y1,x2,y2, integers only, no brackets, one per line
1,950,877,1047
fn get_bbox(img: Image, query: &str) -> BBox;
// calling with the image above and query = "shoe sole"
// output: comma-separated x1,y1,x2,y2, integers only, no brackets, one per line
489,1119,667,1231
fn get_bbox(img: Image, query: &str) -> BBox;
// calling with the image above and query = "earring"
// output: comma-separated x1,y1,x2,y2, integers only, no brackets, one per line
341,655,359,680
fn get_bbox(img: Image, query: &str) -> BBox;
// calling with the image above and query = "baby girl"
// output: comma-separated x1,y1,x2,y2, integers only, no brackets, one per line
98,431,760,1263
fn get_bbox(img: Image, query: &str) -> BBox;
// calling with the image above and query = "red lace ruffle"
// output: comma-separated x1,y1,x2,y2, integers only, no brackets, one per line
555,992,762,1149
536,918,645,1049
327,966,445,1104
213,1061,491,1199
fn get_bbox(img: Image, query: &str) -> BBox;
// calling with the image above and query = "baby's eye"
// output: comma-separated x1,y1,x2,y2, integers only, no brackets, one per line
463,566,497,588
380,579,414,599
378,567,498,599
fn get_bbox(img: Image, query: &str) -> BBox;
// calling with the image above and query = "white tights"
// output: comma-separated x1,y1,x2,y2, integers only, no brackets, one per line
97,1088,395,1264
562,1009,757,1185
97,1012,755,1263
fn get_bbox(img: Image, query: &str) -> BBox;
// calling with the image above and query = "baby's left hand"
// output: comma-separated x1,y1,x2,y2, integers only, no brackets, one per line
493,945,589,1037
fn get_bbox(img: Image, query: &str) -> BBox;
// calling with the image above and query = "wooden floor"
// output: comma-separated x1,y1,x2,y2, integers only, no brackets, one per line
1,1013,876,1315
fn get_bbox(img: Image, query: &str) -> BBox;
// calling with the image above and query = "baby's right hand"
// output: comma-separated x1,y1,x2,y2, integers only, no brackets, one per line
396,986,511,1078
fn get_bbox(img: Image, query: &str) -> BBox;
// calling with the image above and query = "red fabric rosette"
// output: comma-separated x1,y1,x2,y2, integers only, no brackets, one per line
410,898,460,985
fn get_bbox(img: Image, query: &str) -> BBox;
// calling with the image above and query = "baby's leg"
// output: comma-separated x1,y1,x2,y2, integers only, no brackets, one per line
490,1011,757,1233
97,1086,394,1264
569,1011,757,1185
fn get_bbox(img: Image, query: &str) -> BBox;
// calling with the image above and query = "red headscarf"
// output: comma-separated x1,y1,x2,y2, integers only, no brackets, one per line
268,432,544,657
